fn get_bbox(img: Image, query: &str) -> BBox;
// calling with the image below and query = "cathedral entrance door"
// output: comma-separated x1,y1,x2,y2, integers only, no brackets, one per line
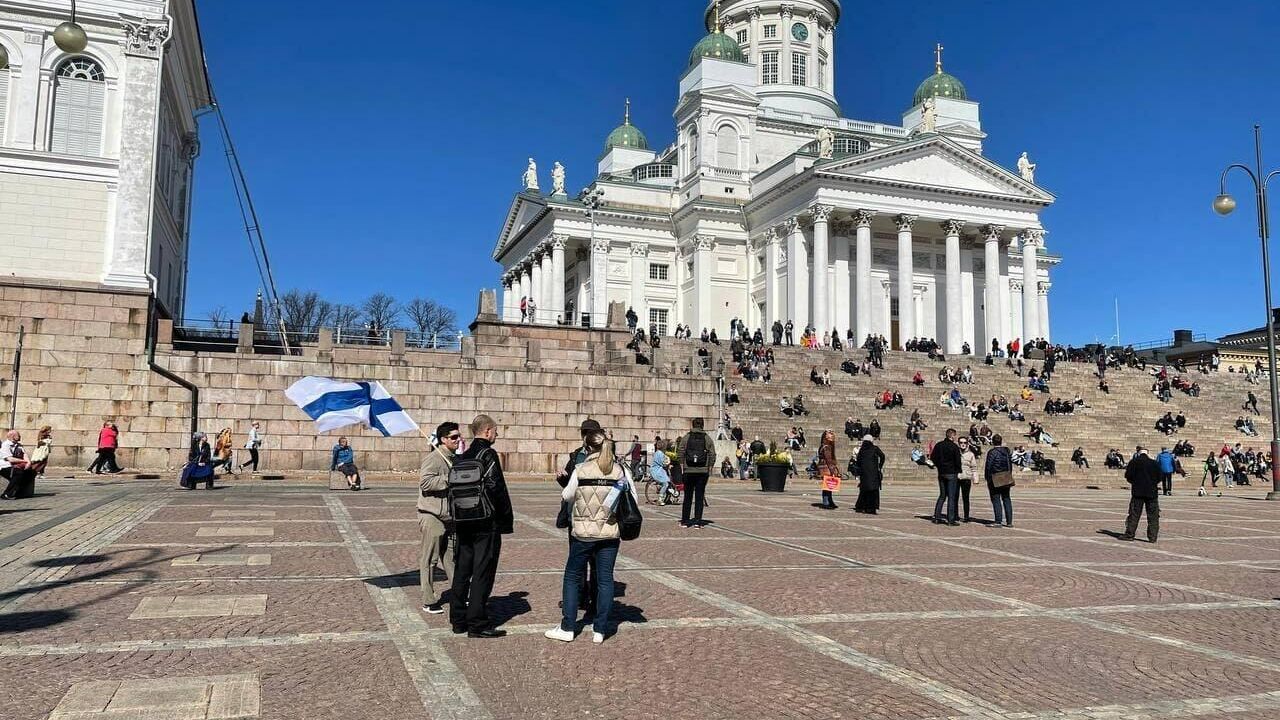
890,319,900,350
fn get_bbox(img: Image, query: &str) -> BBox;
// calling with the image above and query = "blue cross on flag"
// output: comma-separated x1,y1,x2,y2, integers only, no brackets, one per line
285,376,420,437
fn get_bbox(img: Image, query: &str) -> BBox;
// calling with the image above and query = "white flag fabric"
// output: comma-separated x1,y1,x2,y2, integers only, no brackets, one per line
284,376,420,437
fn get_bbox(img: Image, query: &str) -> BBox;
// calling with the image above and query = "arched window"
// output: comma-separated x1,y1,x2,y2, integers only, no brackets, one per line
715,124,739,169
0,63,9,147
51,57,106,156
687,125,699,171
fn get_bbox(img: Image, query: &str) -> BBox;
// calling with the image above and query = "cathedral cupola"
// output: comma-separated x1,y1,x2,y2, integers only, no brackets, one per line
689,1,745,66
604,99,649,152
912,43,968,106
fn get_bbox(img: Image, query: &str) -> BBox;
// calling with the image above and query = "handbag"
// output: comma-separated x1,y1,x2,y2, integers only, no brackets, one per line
821,473,842,492
615,488,643,541
555,500,571,529
991,470,1015,488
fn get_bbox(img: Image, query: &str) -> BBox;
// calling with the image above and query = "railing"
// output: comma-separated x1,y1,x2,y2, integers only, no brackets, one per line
706,165,745,180
1128,333,1209,352
170,321,467,354
406,332,463,351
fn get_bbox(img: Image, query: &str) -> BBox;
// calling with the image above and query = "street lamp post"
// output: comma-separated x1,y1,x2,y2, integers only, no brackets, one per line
579,187,605,328
1214,124,1280,500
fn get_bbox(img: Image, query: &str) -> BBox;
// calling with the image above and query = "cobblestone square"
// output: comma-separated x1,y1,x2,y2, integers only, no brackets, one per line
1,480,1279,719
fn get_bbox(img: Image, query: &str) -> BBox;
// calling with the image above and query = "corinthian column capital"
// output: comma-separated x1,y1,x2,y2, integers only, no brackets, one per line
940,219,966,237
122,14,172,58
809,204,834,223
853,209,876,229
982,224,1006,243
895,214,917,232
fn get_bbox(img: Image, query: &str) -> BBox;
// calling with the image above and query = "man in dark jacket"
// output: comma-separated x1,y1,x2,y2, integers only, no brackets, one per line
853,435,885,514
1122,446,1161,543
677,417,716,528
449,414,514,638
930,428,963,525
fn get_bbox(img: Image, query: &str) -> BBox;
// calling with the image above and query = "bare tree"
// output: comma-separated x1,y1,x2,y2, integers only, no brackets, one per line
404,298,457,339
333,303,361,332
361,292,401,332
279,290,334,336
206,305,229,329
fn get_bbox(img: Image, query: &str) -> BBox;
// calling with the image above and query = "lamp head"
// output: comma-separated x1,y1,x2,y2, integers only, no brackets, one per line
1213,193,1237,216
53,21,88,54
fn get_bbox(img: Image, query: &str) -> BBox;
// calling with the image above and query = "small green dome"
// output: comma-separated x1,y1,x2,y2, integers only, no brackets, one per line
913,70,968,106
689,31,744,66
604,99,649,152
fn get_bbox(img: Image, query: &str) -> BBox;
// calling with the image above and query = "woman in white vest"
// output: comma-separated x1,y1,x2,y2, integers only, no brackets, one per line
545,430,634,645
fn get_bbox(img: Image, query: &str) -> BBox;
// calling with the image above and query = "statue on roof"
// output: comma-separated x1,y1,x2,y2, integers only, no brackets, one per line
551,162,566,196
523,158,539,191
1017,152,1036,183
921,97,937,133
816,126,834,159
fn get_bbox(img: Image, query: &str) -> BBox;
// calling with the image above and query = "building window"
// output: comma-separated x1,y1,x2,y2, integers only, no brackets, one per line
763,24,777,38
687,125,699,170
715,124,739,169
51,57,106,156
791,53,807,85
819,59,827,90
736,29,748,45
649,263,669,281
761,51,779,84
0,67,9,146
649,308,669,336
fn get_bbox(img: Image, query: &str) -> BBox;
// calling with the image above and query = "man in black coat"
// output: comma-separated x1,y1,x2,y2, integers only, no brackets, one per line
449,414,515,638
1122,446,1161,543
929,429,963,525
854,436,886,514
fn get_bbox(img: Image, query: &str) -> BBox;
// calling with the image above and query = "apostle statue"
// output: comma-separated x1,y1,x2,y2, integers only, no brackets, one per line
551,161,566,196
1017,152,1037,183
523,158,539,191
816,126,834,159
920,98,937,133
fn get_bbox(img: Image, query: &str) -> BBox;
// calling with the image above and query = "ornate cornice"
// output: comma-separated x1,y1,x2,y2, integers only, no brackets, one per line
853,209,876,229
121,14,171,58
895,214,917,232
940,219,966,237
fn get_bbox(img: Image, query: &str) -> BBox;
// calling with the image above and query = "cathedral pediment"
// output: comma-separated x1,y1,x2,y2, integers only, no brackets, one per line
816,136,1052,203
494,192,549,260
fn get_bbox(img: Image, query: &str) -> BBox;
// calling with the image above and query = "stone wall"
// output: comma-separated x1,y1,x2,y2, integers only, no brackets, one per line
0,280,719,475
0,173,110,283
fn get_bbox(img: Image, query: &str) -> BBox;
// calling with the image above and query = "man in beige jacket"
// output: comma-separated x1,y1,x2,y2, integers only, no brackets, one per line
419,421,460,614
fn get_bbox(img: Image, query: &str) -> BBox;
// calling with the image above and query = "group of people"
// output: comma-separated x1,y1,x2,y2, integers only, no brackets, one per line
178,421,264,489
0,427,53,500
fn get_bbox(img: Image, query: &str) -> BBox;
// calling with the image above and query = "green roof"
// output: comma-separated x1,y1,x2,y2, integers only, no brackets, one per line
604,100,649,152
913,70,968,106
689,31,744,66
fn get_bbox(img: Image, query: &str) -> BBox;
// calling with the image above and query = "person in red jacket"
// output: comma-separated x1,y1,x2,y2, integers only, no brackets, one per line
86,421,123,474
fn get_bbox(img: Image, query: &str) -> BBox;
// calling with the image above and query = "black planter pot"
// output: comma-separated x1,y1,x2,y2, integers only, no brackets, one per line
757,463,789,492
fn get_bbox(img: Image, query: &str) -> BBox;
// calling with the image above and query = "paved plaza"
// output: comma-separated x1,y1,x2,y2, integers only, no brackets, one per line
1,479,1279,719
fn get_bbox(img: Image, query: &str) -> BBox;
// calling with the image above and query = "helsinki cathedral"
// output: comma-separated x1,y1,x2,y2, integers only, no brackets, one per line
492,0,1057,354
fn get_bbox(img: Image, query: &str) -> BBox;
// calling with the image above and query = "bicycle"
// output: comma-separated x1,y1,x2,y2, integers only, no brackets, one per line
639,465,682,506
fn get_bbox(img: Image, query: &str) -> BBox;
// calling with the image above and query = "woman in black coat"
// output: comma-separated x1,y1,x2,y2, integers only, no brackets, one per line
853,435,885,514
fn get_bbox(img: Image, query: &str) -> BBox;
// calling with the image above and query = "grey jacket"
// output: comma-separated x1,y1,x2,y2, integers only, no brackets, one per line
417,446,454,518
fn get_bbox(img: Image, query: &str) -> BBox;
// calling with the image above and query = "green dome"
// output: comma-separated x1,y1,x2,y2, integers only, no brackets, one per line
913,71,967,106
689,31,744,66
604,100,649,152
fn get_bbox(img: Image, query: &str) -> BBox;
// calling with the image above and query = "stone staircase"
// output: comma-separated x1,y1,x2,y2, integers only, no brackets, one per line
657,338,1273,488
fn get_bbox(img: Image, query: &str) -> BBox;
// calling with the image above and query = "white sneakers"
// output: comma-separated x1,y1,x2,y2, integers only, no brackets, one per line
544,627,575,642
544,627,607,644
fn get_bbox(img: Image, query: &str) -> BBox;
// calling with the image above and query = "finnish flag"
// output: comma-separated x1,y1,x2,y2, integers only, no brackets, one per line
284,376,420,437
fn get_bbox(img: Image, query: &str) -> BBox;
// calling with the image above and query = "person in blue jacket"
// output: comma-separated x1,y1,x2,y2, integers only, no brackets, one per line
182,432,215,490
331,436,362,490
1156,447,1176,497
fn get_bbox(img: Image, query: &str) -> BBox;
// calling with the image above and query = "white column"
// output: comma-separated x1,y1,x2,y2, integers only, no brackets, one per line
960,244,976,353
982,225,1005,353
539,246,553,319
1021,229,1043,341
895,215,916,349
1010,280,1024,341
630,241,648,324
744,241,755,329
1038,282,1052,343
519,264,532,319
854,210,874,343
693,235,714,332
999,251,1013,345
764,228,779,329
575,253,589,326
881,280,892,339
530,251,544,323
104,17,173,289
501,274,515,321
780,5,793,85
748,8,761,60
807,11,820,89
590,239,609,328
550,235,566,321
10,30,46,150
810,204,832,332
942,219,965,355
826,25,835,90
784,218,807,327
913,285,927,337
833,226,850,334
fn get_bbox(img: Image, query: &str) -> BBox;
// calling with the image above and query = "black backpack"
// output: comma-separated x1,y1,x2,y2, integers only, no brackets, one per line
447,451,494,529
683,432,709,469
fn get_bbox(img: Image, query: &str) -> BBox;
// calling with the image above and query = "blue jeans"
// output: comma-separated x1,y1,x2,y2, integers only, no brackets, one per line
933,475,959,522
561,537,619,635
988,482,1012,525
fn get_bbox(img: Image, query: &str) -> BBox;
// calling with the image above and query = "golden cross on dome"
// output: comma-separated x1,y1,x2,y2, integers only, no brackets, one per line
624,97,631,125
935,43,944,74
714,0,723,32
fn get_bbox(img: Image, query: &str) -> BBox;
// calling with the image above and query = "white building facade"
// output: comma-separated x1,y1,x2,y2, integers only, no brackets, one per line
493,0,1058,352
0,0,209,318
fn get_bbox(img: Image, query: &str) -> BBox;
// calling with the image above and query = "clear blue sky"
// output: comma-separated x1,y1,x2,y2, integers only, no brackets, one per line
187,0,1280,345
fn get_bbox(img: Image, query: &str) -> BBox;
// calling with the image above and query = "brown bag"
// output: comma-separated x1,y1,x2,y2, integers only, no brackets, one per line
991,470,1015,488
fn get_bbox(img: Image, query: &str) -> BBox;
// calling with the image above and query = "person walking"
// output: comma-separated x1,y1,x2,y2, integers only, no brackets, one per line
853,434,885,514
545,429,635,645
817,430,840,510
1121,447,1161,542
238,421,262,472
930,428,963,525
557,419,603,622
957,437,977,522
1245,391,1260,415
785,320,795,346
418,421,460,616
449,414,514,638
87,421,122,474
1156,446,1175,496
983,434,1014,526
29,426,52,479
331,436,362,490
1201,452,1220,491
211,427,235,475
677,417,715,528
